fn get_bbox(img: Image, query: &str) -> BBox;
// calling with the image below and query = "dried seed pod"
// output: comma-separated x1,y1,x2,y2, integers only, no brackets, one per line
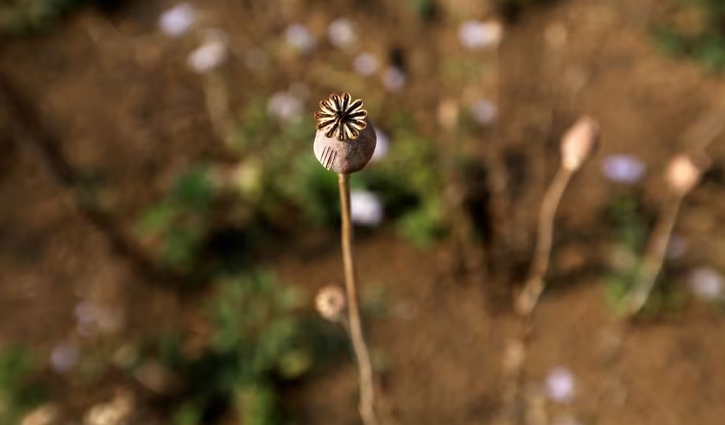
666,154,701,195
560,116,600,171
315,285,346,322
313,93,377,174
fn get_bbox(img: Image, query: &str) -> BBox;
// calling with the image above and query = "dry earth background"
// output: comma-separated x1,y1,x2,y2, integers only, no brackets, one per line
1,0,725,424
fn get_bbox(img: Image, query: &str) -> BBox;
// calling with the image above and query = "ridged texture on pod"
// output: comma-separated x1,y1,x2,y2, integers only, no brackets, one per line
313,116,377,174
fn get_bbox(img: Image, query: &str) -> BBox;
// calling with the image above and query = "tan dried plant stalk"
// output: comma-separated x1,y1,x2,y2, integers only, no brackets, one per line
338,173,379,425
515,117,598,316
625,153,705,317
515,167,574,316
497,118,598,425
624,196,683,316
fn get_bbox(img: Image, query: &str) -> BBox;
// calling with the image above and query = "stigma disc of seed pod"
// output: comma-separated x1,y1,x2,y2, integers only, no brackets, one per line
314,93,368,141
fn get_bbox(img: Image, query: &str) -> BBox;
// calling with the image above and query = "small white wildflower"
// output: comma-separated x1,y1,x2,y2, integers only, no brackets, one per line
371,129,389,163
665,234,688,259
328,18,357,48
158,3,196,37
74,300,125,335
50,343,79,374
382,67,406,92
470,99,498,125
75,300,98,336
267,92,304,122
75,300,97,326
545,367,576,403
353,53,379,76
286,24,316,54
350,190,384,227
688,267,724,300
458,20,504,50
188,40,228,73
601,154,646,184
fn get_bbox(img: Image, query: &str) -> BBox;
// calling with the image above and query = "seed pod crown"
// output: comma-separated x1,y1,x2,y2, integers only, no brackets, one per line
314,93,367,141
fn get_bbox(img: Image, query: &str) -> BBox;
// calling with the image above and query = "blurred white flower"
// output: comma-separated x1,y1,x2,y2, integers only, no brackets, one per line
371,129,389,163
188,37,228,73
286,24,316,54
50,342,79,374
688,267,724,300
470,99,498,125
75,300,96,325
353,53,379,76
74,300,125,336
328,18,357,48
382,67,406,92
601,154,646,184
159,3,196,37
75,300,98,336
665,234,688,259
351,190,384,227
545,367,575,403
267,92,304,122
458,20,504,50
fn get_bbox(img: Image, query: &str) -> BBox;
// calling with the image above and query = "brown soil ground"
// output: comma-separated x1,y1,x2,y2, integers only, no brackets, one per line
1,0,725,424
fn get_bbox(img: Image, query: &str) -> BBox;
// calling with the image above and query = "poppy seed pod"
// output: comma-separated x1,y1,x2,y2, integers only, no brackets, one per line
560,116,600,172
313,93,377,174
666,154,700,195
315,285,346,322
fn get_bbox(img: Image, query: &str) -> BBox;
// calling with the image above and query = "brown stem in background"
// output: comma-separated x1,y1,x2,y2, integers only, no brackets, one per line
338,173,378,425
202,71,233,144
515,166,573,316
0,71,177,284
625,196,683,317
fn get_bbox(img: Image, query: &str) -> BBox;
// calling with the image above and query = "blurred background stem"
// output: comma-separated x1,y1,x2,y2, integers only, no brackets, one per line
516,166,573,316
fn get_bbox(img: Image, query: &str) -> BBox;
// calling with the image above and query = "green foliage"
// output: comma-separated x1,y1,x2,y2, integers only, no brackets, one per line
0,0,85,34
135,166,215,271
602,195,647,315
227,100,446,245
281,154,340,227
396,200,445,247
360,128,446,246
154,271,344,425
0,347,44,425
602,195,685,316
654,0,725,70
